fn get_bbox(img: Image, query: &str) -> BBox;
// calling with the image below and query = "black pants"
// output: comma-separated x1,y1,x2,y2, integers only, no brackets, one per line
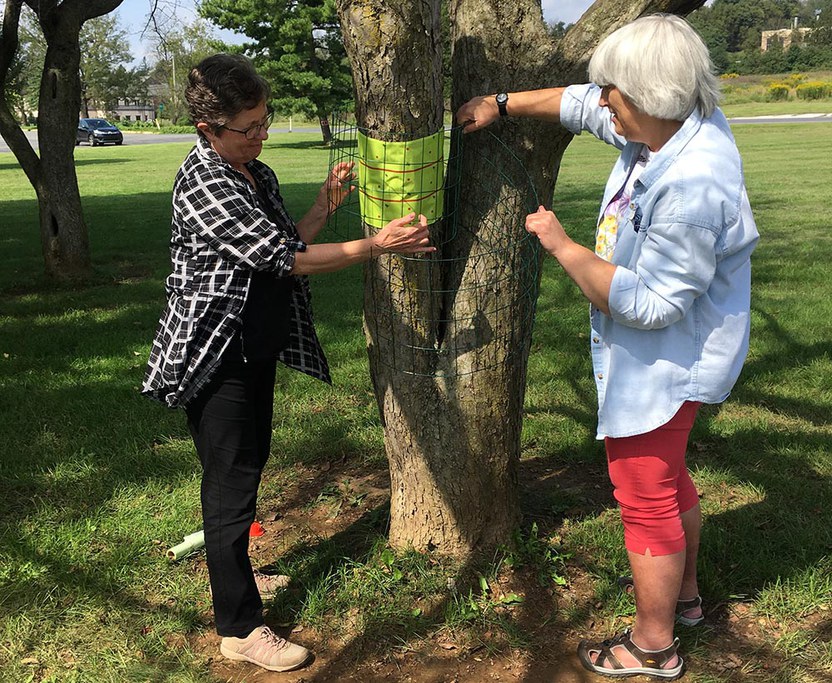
185,354,277,637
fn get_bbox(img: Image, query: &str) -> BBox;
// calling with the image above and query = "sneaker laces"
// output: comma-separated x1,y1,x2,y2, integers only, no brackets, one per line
258,626,290,652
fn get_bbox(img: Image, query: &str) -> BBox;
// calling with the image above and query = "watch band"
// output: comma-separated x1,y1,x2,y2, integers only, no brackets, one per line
496,92,509,117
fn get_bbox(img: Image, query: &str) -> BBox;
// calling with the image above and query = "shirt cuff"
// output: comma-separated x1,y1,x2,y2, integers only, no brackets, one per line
273,235,307,277
560,84,597,136
607,265,639,325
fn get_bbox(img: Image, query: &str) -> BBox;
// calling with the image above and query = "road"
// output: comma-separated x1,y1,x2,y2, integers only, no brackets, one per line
726,112,832,124
1,116,830,154
0,127,321,154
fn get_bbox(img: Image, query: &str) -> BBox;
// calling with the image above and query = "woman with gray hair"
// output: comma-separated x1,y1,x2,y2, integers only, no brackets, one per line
143,53,433,674
457,14,757,680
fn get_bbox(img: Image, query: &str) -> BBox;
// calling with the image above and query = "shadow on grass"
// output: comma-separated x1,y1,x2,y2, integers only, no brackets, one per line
0,156,134,172
73,156,133,167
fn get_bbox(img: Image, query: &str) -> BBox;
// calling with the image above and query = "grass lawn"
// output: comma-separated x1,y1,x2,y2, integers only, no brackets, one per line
1,124,831,682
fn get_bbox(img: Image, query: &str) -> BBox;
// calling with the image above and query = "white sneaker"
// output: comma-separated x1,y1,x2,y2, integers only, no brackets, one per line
220,625,311,672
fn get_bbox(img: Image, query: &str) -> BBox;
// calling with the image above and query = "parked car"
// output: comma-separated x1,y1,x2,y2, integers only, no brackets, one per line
76,118,123,146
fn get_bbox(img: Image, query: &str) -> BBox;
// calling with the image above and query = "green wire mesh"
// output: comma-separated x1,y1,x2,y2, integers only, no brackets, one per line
327,113,542,377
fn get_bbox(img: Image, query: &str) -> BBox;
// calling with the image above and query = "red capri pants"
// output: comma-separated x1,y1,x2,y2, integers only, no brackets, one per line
605,401,701,556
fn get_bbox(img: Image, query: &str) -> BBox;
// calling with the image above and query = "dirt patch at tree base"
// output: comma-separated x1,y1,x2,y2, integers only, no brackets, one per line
185,458,829,683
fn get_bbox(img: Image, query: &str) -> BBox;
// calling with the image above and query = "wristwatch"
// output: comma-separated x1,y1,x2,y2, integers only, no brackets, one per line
496,92,509,117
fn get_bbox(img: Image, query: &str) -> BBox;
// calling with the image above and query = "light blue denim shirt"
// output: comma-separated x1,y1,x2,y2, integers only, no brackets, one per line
560,84,759,439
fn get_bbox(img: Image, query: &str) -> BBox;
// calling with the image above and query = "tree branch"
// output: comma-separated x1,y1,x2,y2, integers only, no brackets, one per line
23,0,57,18
0,0,41,188
141,0,162,40
1,0,23,84
554,0,707,83
60,0,125,22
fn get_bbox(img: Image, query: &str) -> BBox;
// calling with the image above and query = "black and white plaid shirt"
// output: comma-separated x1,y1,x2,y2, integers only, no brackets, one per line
142,135,331,408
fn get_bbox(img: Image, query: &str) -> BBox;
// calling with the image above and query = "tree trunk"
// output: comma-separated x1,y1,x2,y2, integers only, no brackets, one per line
339,0,500,555
317,109,332,145
337,0,705,559
36,12,91,279
1,0,124,280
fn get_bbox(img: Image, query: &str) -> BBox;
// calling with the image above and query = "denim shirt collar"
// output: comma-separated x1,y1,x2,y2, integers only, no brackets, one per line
635,107,703,191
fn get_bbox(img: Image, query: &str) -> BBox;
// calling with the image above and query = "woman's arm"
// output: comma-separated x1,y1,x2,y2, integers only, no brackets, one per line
295,162,356,243
525,206,615,314
455,88,566,133
291,213,435,275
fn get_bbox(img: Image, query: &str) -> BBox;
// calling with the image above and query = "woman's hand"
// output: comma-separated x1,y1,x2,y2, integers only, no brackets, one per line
455,95,500,133
316,161,356,214
372,213,436,255
526,205,615,314
525,205,570,256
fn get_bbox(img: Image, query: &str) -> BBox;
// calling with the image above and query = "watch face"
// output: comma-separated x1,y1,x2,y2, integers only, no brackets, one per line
496,93,508,104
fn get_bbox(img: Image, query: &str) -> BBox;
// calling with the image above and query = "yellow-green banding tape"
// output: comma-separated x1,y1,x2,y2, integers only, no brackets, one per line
357,130,444,228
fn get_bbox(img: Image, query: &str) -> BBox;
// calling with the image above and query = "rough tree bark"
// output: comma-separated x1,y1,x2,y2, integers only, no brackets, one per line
0,0,123,280
338,0,704,558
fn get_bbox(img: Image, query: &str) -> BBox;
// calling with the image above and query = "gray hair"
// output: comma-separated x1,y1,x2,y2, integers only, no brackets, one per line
588,14,721,120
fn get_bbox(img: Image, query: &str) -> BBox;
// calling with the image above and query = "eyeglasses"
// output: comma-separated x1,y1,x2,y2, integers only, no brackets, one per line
221,110,274,140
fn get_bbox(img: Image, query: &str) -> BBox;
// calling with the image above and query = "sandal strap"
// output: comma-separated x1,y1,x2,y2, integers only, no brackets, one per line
592,633,633,671
676,595,702,613
617,575,635,594
622,630,680,668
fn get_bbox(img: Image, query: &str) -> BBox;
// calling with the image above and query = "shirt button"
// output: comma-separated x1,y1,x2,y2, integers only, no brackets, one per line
593,336,600,344
597,373,604,380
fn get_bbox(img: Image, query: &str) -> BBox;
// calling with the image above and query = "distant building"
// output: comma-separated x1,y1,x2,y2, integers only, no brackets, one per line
84,78,169,122
760,27,813,51
87,99,156,122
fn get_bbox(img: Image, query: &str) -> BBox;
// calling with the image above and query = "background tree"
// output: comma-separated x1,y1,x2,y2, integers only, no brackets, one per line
689,0,790,52
145,13,223,124
2,37,25,120
0,0,124,280
99,61,151,116
547,20,572,40
78,14,131,117
199,0,352,143
1,10,42,123
336,0,705,558
804,0,832,52
685,0,832,73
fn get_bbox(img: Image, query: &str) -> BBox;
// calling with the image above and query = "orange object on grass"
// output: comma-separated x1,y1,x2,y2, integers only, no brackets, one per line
249,521,265,537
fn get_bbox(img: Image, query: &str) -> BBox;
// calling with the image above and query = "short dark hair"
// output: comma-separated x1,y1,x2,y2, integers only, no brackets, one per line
185,54,271,135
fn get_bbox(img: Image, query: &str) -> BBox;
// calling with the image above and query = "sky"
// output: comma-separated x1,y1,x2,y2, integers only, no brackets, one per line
116,0,597,64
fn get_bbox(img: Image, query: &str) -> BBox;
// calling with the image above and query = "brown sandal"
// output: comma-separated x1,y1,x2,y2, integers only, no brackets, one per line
617,576,704,626
577,628,684,679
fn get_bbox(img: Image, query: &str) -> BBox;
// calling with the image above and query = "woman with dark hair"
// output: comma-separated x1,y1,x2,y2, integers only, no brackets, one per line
143,53,433,673
457,15,758,680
